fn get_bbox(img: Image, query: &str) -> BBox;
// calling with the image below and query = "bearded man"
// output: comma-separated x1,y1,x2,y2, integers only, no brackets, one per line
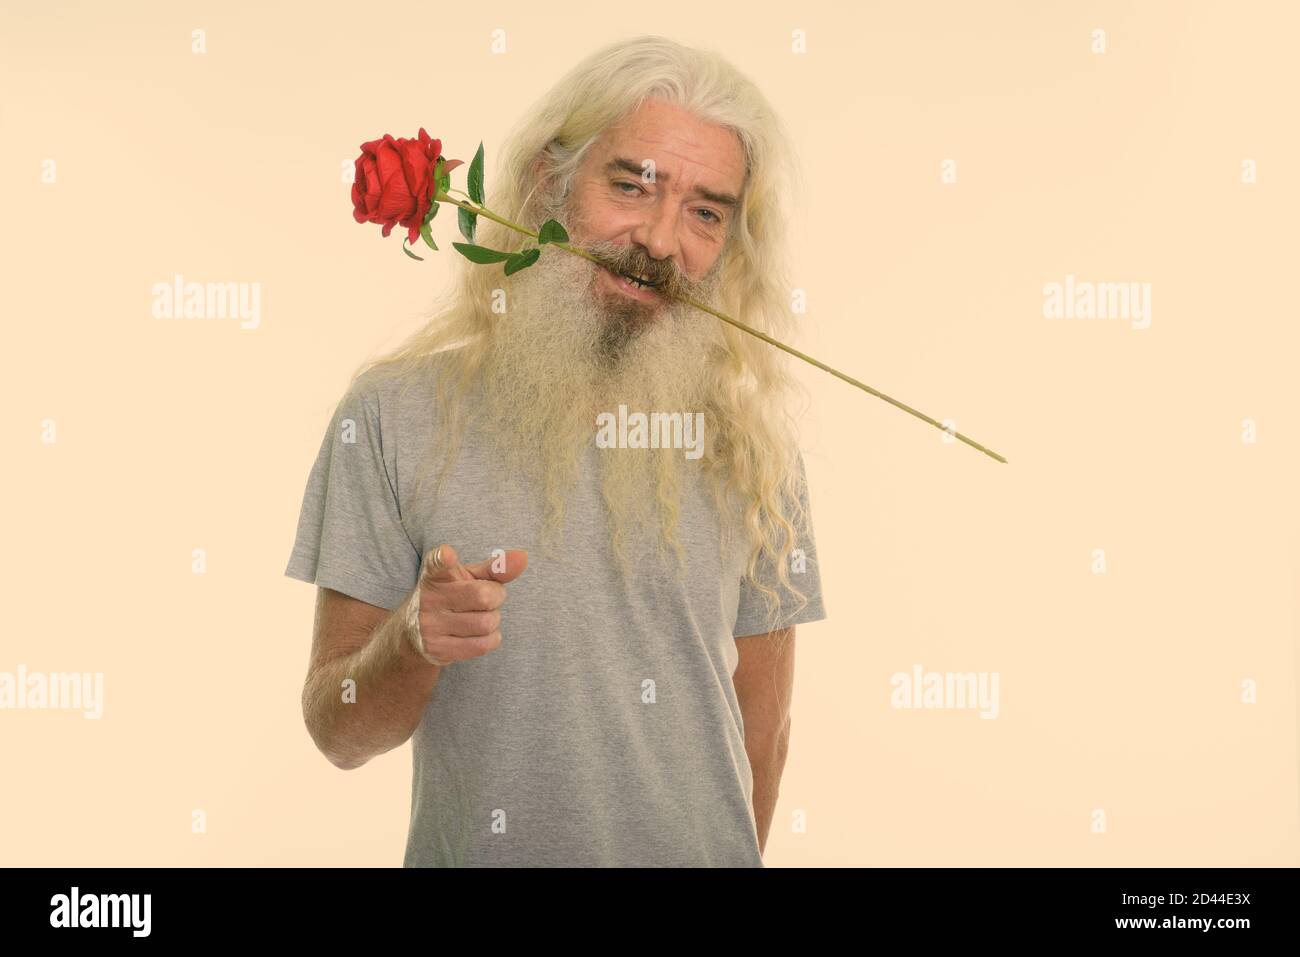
285,34,828,867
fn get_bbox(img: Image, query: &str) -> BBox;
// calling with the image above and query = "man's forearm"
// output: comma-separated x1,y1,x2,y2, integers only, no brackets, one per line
302,588,443,770
746,728,791,855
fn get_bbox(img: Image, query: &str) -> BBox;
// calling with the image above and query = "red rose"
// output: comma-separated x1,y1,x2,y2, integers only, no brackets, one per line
351,128,462,245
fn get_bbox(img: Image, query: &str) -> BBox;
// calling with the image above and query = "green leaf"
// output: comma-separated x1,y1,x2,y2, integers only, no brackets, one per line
402,237,425,261
458,205,477,243
537,219,569,245
423,199,440,225
452,242,513,264
435,159,451,200
420,221,438,251
503,247,540,275
467,141,485,204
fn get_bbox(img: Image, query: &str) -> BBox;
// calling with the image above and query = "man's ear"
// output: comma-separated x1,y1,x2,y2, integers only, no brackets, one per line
521,159,547,221
528,148,557,193
526,152,566,220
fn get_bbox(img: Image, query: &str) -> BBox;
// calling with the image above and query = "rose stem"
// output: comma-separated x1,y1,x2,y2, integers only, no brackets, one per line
433,192,1007,464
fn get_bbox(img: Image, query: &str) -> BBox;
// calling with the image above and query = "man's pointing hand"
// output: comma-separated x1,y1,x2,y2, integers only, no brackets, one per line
403,543,529,667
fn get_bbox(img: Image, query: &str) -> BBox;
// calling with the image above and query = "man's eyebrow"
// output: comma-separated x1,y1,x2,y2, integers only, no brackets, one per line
604,156,741,208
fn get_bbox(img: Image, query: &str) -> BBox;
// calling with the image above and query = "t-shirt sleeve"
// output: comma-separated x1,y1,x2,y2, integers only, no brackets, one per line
732,451,829,637
283,379,422,612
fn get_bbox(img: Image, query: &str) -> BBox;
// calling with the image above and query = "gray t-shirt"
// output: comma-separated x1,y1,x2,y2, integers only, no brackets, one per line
283,357,828,866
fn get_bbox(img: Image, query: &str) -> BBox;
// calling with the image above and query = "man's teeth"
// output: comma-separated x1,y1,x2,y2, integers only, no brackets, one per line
619,270,656,288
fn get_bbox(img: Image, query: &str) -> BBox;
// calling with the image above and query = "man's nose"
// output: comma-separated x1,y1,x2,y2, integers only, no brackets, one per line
629,202,682,270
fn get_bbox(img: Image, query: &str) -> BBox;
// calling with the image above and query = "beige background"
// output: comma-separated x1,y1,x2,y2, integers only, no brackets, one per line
2,0,1296,866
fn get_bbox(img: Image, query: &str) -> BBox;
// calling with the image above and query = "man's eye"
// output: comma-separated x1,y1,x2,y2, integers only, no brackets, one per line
615,181,642,195
697,209,721,224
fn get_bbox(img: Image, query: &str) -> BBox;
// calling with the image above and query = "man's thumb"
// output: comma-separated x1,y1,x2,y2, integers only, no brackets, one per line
420,544,475,585
462,548,529,583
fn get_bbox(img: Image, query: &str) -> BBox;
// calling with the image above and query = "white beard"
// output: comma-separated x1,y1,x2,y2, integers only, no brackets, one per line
473,227,727,564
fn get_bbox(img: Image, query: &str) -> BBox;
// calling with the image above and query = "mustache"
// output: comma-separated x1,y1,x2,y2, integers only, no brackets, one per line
580,240,711,301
